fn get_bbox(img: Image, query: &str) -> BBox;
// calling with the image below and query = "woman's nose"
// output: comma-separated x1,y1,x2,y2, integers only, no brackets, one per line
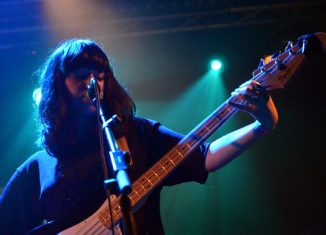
87,73,95,81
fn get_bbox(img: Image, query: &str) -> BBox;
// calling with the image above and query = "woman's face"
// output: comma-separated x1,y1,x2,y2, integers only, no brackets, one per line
65,68,105,115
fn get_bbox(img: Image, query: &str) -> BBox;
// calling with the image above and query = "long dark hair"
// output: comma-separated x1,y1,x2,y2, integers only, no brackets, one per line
36,38,136,156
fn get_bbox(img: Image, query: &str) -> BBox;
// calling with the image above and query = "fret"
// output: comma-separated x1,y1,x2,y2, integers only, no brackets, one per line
211,115,221,125
162,158,173,168
159,163,168,173
149,171,161,186
175,149,184,159
187,132,202,143
129,191,142,204
168,157,176,166
152,164,165,175
101,218,109,227
132,182,142,193
153,165,167,177
181,141,194,154
151,169,161,180
151,164,160,172
177,144,189,155
216,111,227,120
225,106,232,113
139,177,151,191
181,142,194,154
99,216,108,228
170,152,182,163
98,212,106,224
102,208,109,216
161,159,174,171
186,133,199,143
194,127,203,134
144,173,155,182
146,176,159,186
129,192,139,203
144,175,153,186
137,187,146,196
142,182,151,191
216,111,233,123
113,211,122,221
140,184,147,193
112,207,119,217
99,209,113,227
133,184,146,196
130,189,141,201
146,171,160,185
128,196,136,205
185,142,192,150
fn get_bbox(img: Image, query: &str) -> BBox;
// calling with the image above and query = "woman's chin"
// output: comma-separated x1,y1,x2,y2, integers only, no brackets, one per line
77,102,97,117
83,105,99,118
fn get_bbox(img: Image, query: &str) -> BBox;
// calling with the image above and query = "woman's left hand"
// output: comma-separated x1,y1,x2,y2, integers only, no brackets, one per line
228,80,279,133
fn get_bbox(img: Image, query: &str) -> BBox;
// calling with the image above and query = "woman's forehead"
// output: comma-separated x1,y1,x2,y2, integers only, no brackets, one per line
67,68,106,80
65,54,108,74
70,68,100,74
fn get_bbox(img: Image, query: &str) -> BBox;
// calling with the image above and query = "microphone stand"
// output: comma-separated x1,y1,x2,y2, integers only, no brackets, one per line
88,79,138,235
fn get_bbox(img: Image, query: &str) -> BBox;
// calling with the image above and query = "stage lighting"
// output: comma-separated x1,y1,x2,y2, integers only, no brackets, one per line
33,88,42,106
210,59,222,71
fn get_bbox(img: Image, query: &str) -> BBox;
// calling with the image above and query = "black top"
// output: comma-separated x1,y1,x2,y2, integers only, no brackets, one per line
0,117,209,235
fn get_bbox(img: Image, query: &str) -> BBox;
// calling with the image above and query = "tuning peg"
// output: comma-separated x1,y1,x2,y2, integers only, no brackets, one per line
285,41,293,51
302,38,308,54
258,58,264,68
285,41,296,55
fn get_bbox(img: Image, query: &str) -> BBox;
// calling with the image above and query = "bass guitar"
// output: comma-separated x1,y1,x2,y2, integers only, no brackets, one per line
28,32,326,235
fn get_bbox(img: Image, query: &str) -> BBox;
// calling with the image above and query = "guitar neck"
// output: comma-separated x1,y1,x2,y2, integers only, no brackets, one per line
129,99,238,206
97,98,241,228
100,38,308,227
127,41,308,207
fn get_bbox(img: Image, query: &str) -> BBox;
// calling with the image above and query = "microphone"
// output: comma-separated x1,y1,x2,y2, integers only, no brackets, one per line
87,78,103,101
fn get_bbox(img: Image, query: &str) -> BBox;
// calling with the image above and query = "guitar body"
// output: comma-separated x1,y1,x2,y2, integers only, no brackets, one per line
28,196,122,235
59,199,121,235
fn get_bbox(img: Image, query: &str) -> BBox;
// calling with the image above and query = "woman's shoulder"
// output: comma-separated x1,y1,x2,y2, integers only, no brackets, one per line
17,150,57,174
130,116,160,126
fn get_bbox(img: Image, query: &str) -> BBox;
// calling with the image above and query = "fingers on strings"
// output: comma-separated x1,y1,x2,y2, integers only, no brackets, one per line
228,81,270,110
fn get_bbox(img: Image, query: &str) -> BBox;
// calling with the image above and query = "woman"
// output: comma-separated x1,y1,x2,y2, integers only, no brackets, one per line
0,39,278,235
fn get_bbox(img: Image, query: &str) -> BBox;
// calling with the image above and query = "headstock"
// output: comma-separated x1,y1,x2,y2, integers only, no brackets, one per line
251,32,326,91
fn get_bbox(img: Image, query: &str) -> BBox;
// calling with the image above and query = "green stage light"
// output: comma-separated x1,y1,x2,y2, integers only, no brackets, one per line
210,59,222,71
32,88,42,106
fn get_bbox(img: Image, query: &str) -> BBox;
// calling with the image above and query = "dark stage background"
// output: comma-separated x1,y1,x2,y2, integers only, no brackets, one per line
0,0,325,234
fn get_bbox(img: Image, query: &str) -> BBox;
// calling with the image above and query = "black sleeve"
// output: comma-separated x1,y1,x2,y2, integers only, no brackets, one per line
0,167,42,235
148,121,209,186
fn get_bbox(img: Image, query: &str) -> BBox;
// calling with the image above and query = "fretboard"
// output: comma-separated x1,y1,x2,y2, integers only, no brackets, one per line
129,97,239,206
128,41,306,203
99,40,307,227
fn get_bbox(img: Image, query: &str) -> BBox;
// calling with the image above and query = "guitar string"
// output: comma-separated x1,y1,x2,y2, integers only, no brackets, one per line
73,72,270,235
75,215,101,235
70,46,301,235
79,207,119,234
76,139,202,234
74,86,256,235
73,196,119,234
